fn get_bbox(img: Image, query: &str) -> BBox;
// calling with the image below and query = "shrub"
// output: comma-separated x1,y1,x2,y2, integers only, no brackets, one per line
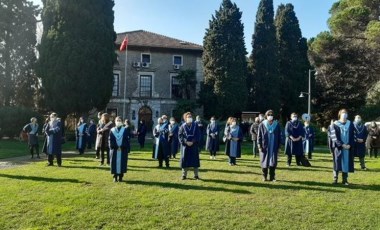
0,107,44,138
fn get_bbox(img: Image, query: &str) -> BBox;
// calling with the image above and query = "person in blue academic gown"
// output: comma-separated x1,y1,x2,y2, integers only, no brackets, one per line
87,119,97,149
206,116,219,160
153,116,170,167
169,117,180,159
137,120,147,148
179,112,201,180
225,117,243,166
329,109,355,185
44,113,64,166
109,116,129,182
303,120,315,160
23,117,40,159
285,113,305,166
353,115,368,170
257,110,282,181
76,117,88,155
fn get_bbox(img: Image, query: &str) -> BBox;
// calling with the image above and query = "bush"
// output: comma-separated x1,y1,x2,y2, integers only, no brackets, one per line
0,106,44,138
314,126,327,146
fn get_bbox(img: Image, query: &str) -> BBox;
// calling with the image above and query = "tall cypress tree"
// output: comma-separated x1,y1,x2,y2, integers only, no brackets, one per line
275,4,310,119
202,0,247,118
249,0,279,113
36,0,116,118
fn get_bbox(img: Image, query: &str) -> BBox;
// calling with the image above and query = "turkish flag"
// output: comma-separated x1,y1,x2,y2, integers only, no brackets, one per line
119,37,128,51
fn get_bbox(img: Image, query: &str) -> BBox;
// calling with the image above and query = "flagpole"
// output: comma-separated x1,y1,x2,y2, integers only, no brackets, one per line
122,36,128,119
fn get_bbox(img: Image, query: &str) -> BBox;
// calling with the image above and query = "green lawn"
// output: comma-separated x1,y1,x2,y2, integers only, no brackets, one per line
0,139,379,229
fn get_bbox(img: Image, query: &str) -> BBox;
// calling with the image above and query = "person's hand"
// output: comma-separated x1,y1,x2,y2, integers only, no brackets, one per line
232,137,239,141
186,141,193,147
259,148,263,152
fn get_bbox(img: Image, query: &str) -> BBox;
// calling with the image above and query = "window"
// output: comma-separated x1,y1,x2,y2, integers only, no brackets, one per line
171,75,181,99
106,108,118,117
139,75,152,98
112,73,119,96
141,53,151,63
173,55,183,65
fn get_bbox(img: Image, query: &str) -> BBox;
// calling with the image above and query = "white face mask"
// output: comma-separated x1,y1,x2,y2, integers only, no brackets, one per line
186,117,193,123
259,116,264,121
291,117,298,122
341,113,348,120
116,121,123,127
231,122,237,126
170,121,175,125
267,116,273,121
211,120,215,123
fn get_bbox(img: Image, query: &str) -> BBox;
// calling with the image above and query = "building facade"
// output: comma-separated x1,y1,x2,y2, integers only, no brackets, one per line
106,30,204,131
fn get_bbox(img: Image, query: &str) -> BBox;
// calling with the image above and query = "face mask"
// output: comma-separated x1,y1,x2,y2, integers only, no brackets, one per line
211,120,215,123
259,116,264,121
305,123,309,127
186,118,193,123
231,122,237,126
163,119,167,123
267,116,273,121
355,118,361,123
341,113,348,120
116,121,123,127
50,117,56,122
170,121,175,125
291,117,298,122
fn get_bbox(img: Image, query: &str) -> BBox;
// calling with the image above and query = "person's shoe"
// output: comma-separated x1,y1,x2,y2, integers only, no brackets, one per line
229,163,234,166
181,176,186,180
99,163,104,166
233,163,237,166
194,176,200,180
57,164,61,167
118,177,123,182
95,156,99,159
37,155,41,159
286,164,290,167
213,156,216,160
46,163,54,167
166,165,170,168
113,177,118,183
332,179,338,184
343,181,349,186
210,156,213,159
362,167,368,171
262,176,268,182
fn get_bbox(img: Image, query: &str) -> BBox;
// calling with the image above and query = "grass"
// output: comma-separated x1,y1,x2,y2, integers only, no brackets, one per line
0,139,379,229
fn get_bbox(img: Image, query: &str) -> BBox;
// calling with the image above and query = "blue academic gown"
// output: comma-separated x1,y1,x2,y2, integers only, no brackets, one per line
228,125,243,158
330,120,355,173
179,122,200,168
153,122,170,159
205,123,219,152
45,120,63,155
76,123,88,150
257,120,282,168
169,123,180,155
109,127,129,175
303,125,315,153
353,122,368,158
87,123,97,147
285,120,305,156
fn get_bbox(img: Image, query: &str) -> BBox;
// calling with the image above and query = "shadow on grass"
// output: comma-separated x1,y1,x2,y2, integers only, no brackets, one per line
0,173,84,183
126,180,251,194
61,165,148,172
283,180,380,191
202,178,344,193
276,166,331,172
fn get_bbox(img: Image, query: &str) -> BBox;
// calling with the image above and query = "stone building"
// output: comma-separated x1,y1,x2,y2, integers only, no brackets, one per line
106,30,203,131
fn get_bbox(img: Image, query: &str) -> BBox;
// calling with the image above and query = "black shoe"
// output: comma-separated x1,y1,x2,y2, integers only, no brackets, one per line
113,177,118,183
46,163,54,167
166,165,170,168
118,177,123,182
194,176,200,180
362,167,368,171
182,176,186,180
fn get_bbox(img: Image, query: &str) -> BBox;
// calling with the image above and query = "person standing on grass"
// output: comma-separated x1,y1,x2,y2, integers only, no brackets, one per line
285,113,305,166
366,121,379,158
206,116,219,160
153,116,170,168
250,117,260,158
224,117,233,159
42,117,49,156
123,119,132,154
45,113,63,166
179,112,201,180
96,113,113,166
76,117,87,155
257,110,281,182
225,117,243,166
23,117,40,159
353,115,368,170
109,116,129,182
329,109,355,185
303,119,315,160
137,120,147,149
195,115,205,152
169,117,180,159
87,119,97,149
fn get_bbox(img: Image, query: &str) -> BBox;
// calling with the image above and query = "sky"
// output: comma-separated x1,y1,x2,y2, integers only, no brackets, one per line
31,0,336,54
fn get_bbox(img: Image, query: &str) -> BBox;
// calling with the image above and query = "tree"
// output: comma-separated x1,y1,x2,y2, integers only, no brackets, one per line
249,0,280,114
275,3,310,120
202,0,247,118
308,0,380,126
0,0,39,107
36,0,116,118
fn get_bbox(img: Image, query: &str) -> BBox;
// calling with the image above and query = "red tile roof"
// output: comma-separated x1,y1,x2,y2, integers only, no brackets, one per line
116,30,203,51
